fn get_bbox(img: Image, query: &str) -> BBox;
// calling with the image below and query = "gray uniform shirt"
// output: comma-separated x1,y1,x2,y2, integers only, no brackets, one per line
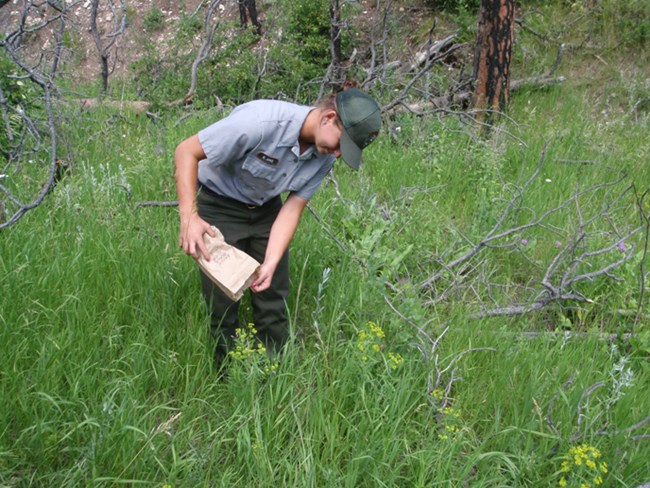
198,100,336,206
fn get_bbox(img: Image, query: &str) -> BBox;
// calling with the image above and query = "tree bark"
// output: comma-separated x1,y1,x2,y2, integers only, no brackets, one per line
89,0,108,94
329,0,342,86
239,0,261,35
472,0,515,122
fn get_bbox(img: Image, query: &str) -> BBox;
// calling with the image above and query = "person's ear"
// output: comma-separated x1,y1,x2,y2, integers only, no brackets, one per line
321,109,338,126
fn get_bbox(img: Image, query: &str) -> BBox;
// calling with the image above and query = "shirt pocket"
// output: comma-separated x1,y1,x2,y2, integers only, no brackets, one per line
240,155,279,193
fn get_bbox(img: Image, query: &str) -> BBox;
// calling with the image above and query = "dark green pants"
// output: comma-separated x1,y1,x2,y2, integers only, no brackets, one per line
196,186,289,361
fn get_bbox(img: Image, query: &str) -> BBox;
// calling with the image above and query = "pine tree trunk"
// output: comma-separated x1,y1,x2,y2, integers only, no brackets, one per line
238,0,248,28
239,0,261,35
246,0,261,35
472,0,515,123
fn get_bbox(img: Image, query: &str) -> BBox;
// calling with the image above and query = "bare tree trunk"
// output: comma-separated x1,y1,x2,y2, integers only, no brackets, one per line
238,0,261,35
472,0,515,123
89,0,126,95
329,0,342,86
90,0,109,94
238,0,248,28
246,0,261,35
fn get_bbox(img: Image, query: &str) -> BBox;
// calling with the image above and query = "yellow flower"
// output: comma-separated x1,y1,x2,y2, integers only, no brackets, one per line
430,389,444,400
580,483,589,488
558,477,567,487
368,321,385,338
594,476,603,485
388,352,404,369
599,462,608,474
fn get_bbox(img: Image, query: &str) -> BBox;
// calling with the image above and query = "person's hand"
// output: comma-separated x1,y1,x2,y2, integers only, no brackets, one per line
251,261,277,293
179,213,215,261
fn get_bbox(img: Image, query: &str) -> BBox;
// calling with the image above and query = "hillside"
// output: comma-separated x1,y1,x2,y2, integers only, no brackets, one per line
1,0,416,93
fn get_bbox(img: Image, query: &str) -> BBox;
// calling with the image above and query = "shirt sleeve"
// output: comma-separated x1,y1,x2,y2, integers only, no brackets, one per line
292,156,336,201
197,104,264,167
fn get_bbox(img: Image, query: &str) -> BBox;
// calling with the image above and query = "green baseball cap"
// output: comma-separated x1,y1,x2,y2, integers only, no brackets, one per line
336,88,381,170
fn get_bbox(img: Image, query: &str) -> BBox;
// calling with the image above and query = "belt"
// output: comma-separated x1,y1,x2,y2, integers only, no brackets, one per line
198,183,280,210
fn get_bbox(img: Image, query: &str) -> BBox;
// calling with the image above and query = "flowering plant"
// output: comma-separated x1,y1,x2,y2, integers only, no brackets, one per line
557,443,608,487
355,321,404,370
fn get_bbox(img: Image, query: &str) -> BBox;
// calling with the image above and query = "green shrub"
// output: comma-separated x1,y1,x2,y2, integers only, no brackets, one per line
177,13,203,40
143,7,165,32
424,0,480,12
0,51,40,165
125,4,137,28
130,40,189,107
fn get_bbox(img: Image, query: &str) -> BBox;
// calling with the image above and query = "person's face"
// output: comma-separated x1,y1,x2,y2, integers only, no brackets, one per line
315,110,342,158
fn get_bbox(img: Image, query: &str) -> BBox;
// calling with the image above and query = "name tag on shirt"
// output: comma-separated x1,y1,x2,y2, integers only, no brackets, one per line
256,152,279,166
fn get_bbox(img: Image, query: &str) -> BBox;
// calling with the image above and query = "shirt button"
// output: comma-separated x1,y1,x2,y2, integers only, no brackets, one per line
282,173,287,177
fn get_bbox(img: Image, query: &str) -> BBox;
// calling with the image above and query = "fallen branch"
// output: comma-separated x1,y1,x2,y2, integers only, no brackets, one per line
135,200,178,208
418,146,646,320
408,34,457,72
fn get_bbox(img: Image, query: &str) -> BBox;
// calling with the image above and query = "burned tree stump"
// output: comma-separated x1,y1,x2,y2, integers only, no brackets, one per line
472,0,515,123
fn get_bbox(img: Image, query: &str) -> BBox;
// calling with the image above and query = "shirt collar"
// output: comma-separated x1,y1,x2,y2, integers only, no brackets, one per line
277,106,315,148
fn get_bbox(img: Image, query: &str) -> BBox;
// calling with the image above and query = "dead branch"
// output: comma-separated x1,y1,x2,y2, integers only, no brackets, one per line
547,373,650,450
89,0,127,94
572,380,606,441
395,43,566,114
384,295,495,415
596,414,650,439
408,34,458,72
635,189,650,327
417,146,646,320
134,200,178,208
447,329,636,343
363,0,387,91
382,42,464,113
1,0,66,229
184,0,223,103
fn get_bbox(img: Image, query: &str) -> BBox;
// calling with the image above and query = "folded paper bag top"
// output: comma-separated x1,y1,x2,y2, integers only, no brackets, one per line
197,226,260,301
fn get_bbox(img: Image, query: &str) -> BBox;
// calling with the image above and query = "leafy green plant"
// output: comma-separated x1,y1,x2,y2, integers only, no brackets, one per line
143,7,165,32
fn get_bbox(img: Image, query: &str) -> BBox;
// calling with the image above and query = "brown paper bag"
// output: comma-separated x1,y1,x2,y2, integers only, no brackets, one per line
197,226,260,301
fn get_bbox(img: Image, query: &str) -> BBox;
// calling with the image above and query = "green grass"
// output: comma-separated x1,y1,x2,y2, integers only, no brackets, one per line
2,12,650,488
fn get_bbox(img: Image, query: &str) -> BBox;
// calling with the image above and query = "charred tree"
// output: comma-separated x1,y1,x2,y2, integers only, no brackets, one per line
89,0,127,94
329,0,343,86
238,0,262,35
472,0,515,123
